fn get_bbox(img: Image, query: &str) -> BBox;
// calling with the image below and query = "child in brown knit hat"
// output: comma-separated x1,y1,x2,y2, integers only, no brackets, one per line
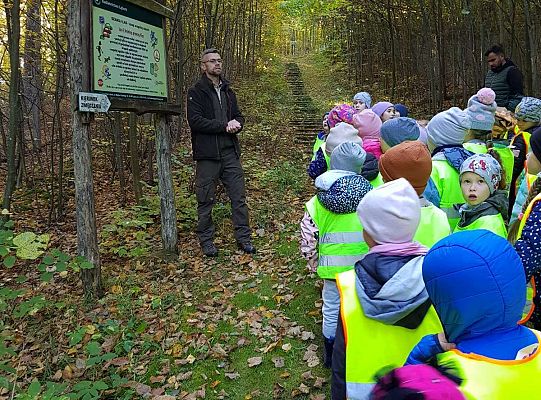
379,141,451,248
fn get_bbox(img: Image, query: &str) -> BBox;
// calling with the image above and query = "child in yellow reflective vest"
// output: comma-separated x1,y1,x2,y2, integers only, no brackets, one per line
454,153,508,237
332,179,441,399
407,231,540,399
425,88,497,229
301,141,372,368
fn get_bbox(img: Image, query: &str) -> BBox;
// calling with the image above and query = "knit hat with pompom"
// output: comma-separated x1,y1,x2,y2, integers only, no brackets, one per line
466,88,497,131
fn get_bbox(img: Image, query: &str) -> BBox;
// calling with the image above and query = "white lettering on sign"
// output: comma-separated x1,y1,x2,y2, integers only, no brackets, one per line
78,92,111,113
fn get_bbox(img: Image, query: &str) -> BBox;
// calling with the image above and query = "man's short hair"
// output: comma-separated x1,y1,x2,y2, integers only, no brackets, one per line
485,44,505,57
201,48,220,61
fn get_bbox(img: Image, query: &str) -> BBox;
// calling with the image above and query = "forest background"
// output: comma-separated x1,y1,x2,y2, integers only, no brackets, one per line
0,0,540,399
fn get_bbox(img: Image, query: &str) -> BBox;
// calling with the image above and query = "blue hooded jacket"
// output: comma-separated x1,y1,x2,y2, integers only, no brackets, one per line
408,230,537,363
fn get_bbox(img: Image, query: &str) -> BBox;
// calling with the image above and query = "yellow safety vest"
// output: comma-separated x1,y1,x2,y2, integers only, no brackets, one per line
528,174,538,190
511,127,532,192
491,143,515,188
454,213,507,238
414,204,451,248
431,159,464,230
336,269,442,399
312,141,331,168
438,330,541,400
306,196,368,279
516,193,541,323
463,142,487,154
312,135,325,157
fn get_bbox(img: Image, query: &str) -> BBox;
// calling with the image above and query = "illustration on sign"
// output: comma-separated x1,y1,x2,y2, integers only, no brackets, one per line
91,0,168,101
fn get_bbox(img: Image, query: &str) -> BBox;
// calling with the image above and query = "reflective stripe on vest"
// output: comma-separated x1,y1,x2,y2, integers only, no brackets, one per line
370,173,384,188
305,196,368,279
454,214,508,238
414,205,451,248
320,231,364,244
438,329,541,400
516,193,541,322
431,160,464,230
336,269,442,399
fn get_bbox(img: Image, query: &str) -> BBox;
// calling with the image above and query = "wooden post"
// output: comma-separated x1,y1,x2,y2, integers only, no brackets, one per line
68,0,103,300
155,114,178,254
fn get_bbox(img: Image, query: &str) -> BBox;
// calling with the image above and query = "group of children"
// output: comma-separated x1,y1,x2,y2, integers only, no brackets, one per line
300,88,541,399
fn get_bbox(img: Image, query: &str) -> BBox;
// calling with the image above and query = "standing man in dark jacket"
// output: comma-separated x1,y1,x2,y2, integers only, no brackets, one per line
484,44,524,111
187,48,255,257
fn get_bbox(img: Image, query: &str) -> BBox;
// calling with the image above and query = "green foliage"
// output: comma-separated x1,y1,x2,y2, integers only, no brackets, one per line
258,161,305,196
0,219,97,398
100,201,155,258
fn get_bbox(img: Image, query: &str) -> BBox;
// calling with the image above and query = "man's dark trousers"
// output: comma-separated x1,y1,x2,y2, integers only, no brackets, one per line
195,146,251,246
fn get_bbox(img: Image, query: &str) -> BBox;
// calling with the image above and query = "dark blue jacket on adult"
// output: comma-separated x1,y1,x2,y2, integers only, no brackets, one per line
407,230,537,364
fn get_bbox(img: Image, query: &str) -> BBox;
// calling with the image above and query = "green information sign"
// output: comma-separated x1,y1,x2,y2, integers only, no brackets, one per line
91,0,168,101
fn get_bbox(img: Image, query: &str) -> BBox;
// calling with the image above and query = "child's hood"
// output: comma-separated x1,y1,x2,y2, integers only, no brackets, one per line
316,175,372,214
422,230,526,344
432,146,474,172
354,254,430,327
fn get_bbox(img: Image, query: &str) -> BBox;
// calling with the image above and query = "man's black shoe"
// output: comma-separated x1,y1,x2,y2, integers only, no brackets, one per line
202,243,218,257
237,242,256,254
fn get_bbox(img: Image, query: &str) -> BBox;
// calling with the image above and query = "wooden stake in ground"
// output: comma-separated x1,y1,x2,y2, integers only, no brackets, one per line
155,114,178,254
67,0,103,300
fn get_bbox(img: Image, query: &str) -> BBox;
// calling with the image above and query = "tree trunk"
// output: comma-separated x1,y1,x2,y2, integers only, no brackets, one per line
113,112,127,206
386,0,397,100
2,0,21,212
155,114,178,254
67,0,103,300
523,0,536,95
55,0,66,219
22,0,42,150
128,112,142,204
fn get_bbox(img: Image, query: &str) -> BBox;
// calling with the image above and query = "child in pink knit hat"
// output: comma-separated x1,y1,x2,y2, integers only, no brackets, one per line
353,109,384,159
327,104,356,128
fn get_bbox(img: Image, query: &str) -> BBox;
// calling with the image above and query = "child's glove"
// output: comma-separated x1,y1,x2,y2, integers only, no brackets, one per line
405,333,455,365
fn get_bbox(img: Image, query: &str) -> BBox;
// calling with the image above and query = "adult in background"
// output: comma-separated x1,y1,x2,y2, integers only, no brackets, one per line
187,48,255,257
484,44,524,111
